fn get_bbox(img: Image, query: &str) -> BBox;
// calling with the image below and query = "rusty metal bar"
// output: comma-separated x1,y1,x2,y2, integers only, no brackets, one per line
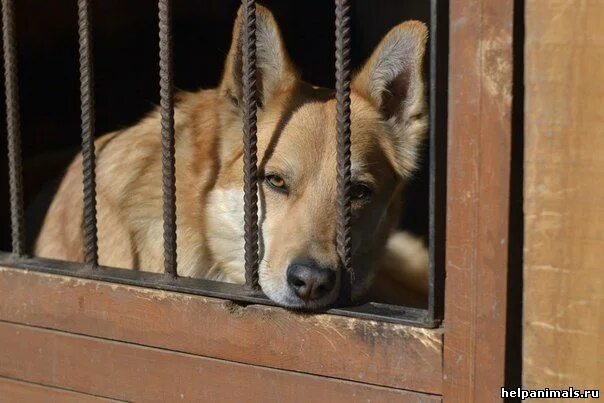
428,0,448,324
241,0,260,290
158,0,177,277
335,0,353,292
1,0,25,257
77,0,99,267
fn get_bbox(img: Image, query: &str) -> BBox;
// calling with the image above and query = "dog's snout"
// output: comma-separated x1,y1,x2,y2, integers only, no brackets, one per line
287,262,336,301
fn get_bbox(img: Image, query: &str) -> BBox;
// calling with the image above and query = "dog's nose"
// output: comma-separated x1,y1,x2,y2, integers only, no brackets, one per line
287,262,336,301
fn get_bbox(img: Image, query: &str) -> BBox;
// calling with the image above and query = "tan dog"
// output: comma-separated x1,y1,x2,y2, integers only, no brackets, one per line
35,5,429,309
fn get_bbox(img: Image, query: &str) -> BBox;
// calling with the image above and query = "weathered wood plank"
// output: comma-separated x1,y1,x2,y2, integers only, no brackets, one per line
0,267,443,394
524,0,604,395
444,0,514,401
0,321,441,403
0,376,120,402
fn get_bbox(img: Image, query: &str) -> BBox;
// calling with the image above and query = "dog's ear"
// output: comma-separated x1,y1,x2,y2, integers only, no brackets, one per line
221,5,297,110
352,21,428,176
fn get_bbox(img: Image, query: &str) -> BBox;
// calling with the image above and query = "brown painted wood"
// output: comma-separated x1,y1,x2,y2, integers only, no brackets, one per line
524,0,604,391
0,376,120,402
0,267,443,394
444,0,514,401
0,321,441,403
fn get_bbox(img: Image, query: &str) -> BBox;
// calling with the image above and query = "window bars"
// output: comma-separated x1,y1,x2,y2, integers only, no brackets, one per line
428,0,448,326
158,0,177,278
335,0,354,301
78,0,99,268
1,0,446,327
1,0,25,258
241,0,260,290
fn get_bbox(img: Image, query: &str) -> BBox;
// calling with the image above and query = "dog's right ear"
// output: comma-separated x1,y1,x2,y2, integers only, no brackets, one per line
352,21,428,177
220,5,297,111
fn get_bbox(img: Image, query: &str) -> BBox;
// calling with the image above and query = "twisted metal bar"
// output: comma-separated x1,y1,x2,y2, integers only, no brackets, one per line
335,0,353,286
159,0,177,277
242,0,260,289
2,0,25,257
77,0,99,267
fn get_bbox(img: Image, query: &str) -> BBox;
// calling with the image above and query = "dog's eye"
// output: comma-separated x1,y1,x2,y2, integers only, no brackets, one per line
265,174,288,193
350,183,372,201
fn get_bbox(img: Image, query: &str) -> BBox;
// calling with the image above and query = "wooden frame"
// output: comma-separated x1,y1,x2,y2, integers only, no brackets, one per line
0,0,516,400
444,0,514,401
0,266,442,395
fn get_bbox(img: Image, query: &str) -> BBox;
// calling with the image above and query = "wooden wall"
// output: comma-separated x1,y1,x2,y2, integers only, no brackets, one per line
0,267,442,402
524,0,604,393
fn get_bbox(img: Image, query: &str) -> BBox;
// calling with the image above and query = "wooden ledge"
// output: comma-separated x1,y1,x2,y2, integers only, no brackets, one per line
0,266,442,394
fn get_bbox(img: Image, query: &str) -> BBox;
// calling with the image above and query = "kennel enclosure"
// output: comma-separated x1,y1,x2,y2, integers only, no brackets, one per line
0,0,519,401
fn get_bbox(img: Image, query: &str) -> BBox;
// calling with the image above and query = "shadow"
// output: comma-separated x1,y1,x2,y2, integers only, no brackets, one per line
505,0,525,395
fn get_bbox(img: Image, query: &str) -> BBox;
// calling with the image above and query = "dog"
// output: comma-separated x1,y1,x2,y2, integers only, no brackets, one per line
35,5,429,310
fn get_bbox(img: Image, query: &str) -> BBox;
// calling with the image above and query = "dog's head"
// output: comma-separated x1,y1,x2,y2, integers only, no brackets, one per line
208,5,427,309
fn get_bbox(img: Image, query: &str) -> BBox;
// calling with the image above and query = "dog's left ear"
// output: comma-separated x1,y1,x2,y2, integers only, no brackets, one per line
221,5,298,110
352,21,428,176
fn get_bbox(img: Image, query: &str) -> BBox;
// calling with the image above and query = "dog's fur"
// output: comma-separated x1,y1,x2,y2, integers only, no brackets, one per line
35,5,429,309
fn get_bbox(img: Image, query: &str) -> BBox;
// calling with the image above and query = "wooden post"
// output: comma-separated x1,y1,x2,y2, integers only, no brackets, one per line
524,0,604,392
444,0,515,400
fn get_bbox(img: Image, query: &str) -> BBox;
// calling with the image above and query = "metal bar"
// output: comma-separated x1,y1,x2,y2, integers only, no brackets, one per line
77,0,99,267
0,252,435,328
334,0,353,295
428,0,448,323
158,0,177,277
1,0,25,257
241,0,260,290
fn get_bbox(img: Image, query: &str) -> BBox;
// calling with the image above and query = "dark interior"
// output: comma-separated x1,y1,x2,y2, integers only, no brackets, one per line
0,0,431,255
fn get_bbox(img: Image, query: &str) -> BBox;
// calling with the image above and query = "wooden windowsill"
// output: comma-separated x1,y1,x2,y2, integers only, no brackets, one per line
0,265,443,396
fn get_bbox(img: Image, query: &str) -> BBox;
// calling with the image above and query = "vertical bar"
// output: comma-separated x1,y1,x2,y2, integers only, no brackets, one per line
1,0,25,257
335,0,353,293
158,0,177,277
242,0,260,289
77,0,99,267
427,0,448,324
428,0,438,322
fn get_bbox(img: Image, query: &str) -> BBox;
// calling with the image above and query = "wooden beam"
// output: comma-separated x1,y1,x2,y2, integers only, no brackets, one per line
524,0,604,390
444,0,514,400
0,376,119,402
0,321,441,402
0,266,443,394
